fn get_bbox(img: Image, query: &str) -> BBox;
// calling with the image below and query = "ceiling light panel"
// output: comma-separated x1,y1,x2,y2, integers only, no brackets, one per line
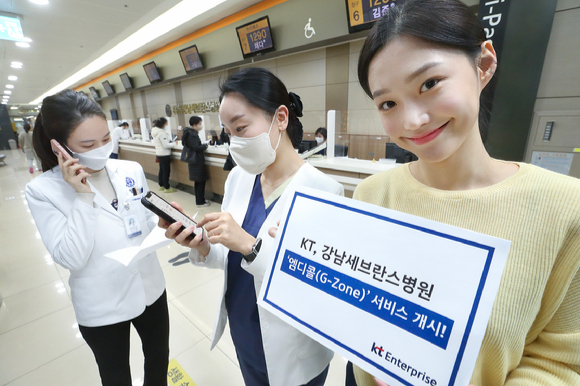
30,0,227,104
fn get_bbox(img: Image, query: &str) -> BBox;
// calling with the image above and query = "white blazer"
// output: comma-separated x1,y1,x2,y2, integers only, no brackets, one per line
26,159,165,327
189,163,344,386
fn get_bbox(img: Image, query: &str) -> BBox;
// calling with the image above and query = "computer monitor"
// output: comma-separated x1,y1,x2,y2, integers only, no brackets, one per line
236,16,275,59
344,0,403,33
119,73,133,91
102,81,115,96
298,140,317,153
88,86,100,99
143,61,162,84
385,143,418,163
179,44,204,74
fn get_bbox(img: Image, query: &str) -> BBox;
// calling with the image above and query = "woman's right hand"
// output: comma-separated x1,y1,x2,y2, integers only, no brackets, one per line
159,202,210,256
58,153,91,193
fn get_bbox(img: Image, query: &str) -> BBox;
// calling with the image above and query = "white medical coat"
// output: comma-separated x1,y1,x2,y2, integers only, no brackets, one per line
26,159,165,327
188,163,344,386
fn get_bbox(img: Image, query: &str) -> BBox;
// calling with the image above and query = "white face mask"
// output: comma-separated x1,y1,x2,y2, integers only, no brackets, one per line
315,136,324,145
229,111,281,175
67,141,113,170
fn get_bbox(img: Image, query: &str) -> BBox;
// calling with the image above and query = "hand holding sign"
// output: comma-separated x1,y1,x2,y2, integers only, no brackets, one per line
259,187,510,386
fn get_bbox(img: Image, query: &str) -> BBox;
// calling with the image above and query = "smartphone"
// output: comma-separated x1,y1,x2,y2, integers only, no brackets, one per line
51,139,86,181
50,139,73,161
141,191,204,240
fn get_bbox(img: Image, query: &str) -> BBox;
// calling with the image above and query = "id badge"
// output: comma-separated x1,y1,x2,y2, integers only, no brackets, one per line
124,215,142,238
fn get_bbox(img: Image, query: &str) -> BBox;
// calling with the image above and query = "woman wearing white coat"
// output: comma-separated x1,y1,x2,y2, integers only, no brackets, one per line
160,68,344,386
26,90,168,386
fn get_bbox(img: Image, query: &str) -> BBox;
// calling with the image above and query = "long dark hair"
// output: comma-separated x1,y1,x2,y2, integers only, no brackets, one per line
357,0,490,142
219,67,304,148
33,89,106,171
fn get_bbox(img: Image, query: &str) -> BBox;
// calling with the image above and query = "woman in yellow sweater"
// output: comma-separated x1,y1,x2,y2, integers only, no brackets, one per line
351,0,580,385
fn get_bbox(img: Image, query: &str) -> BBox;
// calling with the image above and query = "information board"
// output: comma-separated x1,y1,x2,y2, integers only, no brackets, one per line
259,187,510,386
236,16,275,58
143,62,162,84
179,44,203,73
345,0,401,33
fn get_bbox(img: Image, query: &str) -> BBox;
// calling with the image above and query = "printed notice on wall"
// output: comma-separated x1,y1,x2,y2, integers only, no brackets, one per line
531,151,574,175
258,187,510,386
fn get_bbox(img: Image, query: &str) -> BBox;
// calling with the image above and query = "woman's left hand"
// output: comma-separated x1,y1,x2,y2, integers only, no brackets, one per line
268,220,281,238
197,212,255,255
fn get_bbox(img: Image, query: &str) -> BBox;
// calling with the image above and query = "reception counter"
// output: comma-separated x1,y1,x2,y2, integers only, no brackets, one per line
118,139,399,198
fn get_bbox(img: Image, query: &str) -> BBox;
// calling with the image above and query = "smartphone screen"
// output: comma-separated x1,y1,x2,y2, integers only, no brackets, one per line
147,192,198,229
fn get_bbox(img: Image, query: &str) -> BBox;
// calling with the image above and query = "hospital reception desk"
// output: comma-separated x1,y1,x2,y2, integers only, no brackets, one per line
118,139,398,198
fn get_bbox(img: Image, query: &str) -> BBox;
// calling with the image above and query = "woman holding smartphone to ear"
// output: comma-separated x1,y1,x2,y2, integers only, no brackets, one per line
160,68,344,386
26,89,169,386
350,0,580,385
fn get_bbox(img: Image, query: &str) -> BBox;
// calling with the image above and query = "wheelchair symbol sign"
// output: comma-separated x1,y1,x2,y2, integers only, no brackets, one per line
304,18,315,39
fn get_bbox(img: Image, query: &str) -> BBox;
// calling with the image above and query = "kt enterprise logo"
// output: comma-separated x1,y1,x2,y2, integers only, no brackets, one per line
371,342,385,357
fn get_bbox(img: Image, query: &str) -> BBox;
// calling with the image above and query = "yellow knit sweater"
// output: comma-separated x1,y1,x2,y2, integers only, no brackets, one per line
352,162,580,386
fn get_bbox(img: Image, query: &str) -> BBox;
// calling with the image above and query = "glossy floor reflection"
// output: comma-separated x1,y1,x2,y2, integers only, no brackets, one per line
0,150,347,386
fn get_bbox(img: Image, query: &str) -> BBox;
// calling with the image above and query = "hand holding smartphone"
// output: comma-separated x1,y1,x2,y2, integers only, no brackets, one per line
51,139,88,186
142,191,204,241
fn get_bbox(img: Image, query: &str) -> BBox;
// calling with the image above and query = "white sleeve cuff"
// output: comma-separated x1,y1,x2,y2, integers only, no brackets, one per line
76,192,96,208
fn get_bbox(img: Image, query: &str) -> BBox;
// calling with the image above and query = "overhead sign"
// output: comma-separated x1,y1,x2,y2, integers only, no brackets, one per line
345,0,402,33
236,16,275,59
259,187,510,386
0,15,24,42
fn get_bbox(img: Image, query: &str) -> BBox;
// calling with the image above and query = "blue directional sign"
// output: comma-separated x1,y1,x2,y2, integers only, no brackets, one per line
0,16,24,42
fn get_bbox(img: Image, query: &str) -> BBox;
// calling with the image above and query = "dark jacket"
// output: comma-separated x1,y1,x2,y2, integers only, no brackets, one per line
182,127,208,181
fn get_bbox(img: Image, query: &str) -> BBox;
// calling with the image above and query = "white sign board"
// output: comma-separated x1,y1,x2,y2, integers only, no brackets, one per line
531,151,573,175
259,187,510,386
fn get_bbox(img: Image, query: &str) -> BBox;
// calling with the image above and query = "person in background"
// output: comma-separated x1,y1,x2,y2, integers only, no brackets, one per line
110,121,131,159
352,0,580,385
26,89,169,386
151,117,177,193
182,116,210,207
19,123,42,173
220,126,236,171
315,127,327,146
220,127,230,145
208,130,223,146
314,127,327,155
159,67,344,386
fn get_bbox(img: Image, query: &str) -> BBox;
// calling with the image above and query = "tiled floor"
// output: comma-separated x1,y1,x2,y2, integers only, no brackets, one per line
0,150,348,385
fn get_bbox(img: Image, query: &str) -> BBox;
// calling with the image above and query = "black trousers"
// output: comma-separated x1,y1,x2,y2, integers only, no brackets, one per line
194,180,206,205
79,291,170,386
157,156,171,189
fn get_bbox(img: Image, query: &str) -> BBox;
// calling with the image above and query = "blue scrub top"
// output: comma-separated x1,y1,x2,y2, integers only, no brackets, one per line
225,175,278,380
